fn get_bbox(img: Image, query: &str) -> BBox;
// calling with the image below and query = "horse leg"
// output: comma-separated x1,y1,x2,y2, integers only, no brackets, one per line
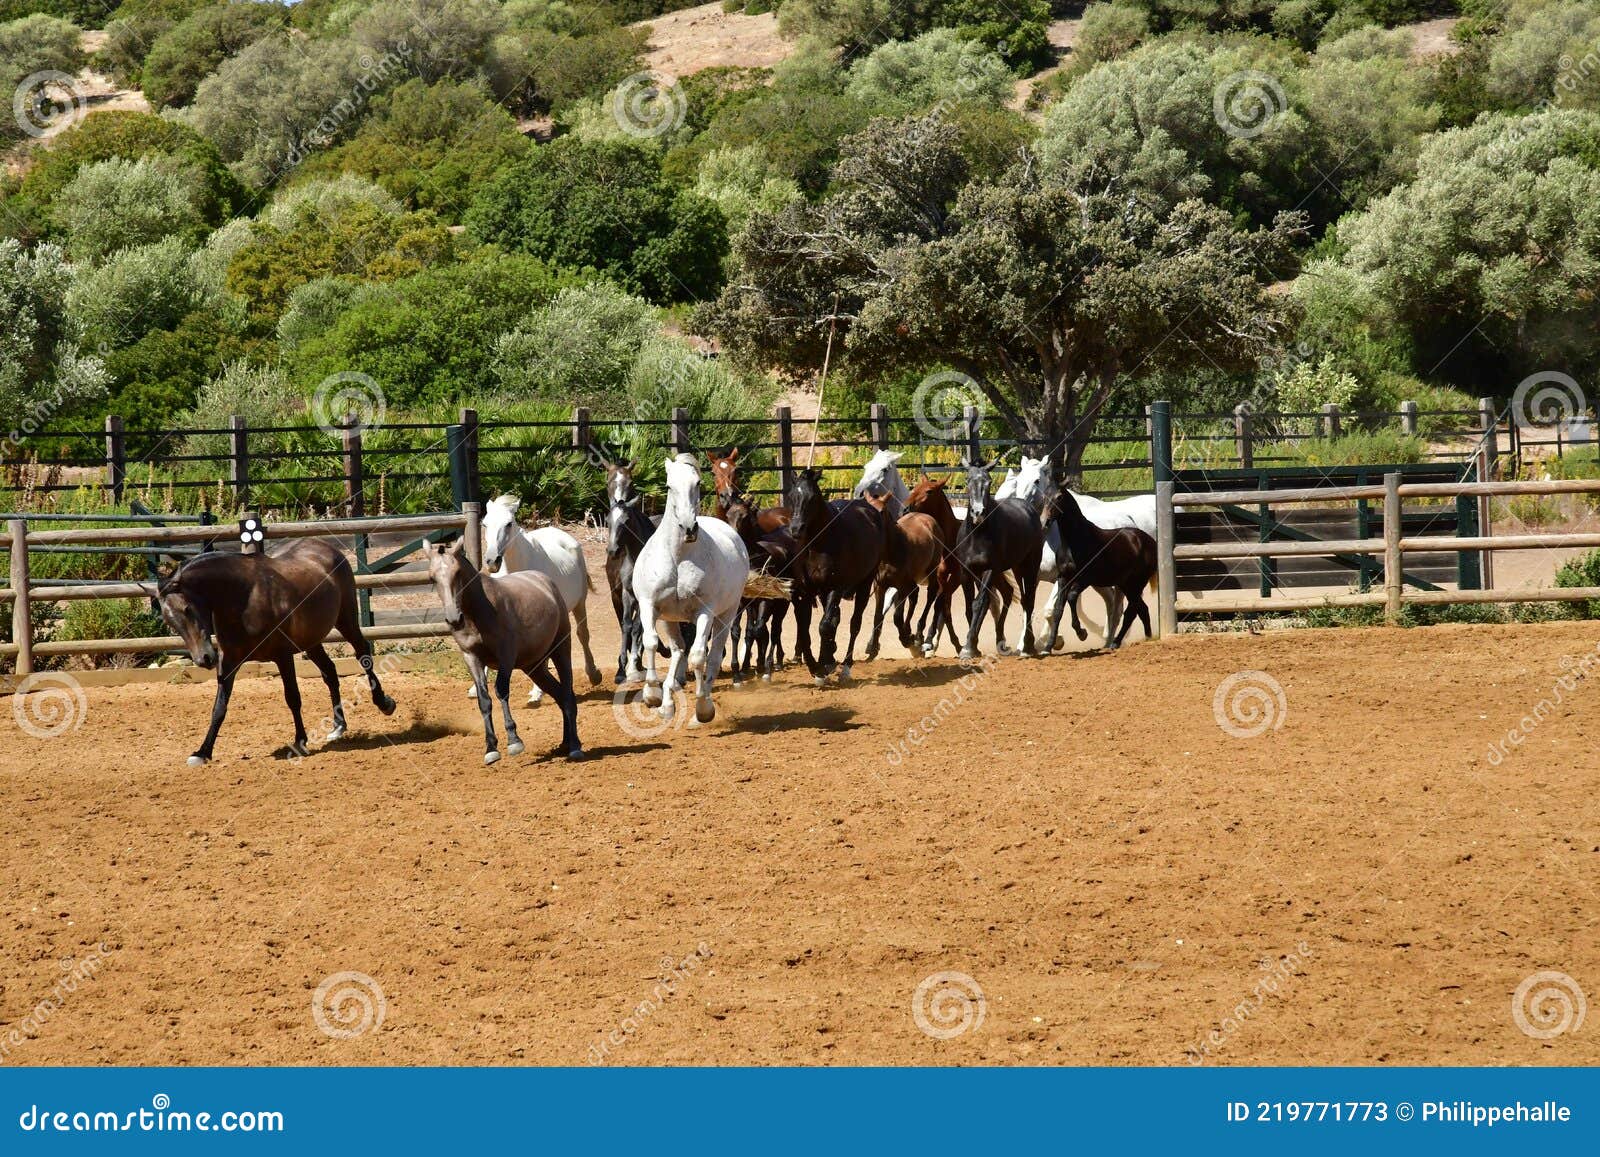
792,594,818,677
990,572,1014,655
273,655,309,757
816,590,843,681
639,600,663,708
729,600,745,685
688,608,720,726
865,583,888,661
466,655,500,765
898,585,920,648
660,621,689,721
189,657,240,766
571,595,603,688
841,579,874,679
529,652,583,759
336,604,395,715
1041,579,1069,652
496,662,525,758
1066,583,1090,643
1100,587,1124,648
1019,570,1040,658
305,645,345,742
961,574,991,662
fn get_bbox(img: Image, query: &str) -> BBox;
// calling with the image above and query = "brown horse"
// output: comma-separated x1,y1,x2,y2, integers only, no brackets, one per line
724,492,794,680
786,467,886,681
709,447,789,533
860,489,943,659
904,475,1011,657
157,539,396,765
429,538,583,763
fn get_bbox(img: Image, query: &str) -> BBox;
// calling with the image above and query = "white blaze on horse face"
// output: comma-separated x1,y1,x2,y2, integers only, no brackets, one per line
608,470,630,506
665,455,702,541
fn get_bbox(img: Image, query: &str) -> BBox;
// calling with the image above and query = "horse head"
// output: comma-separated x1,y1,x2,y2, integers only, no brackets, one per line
963,459,997,526
427,538,476,630
664,453,703,544
787,466,829,543
156,563,218,670
482,494,524,571
707,447,741,506
854,450,905,511
605,462,643,557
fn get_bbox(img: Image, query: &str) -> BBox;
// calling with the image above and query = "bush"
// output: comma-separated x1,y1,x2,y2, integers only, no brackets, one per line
1074,2,1151,67
691,145,802,235
0,240,109,433
102,308,256,428
844,28,1014,115
491,282,658,403
141,1,286,109
67,235,212,350
51,154,211,262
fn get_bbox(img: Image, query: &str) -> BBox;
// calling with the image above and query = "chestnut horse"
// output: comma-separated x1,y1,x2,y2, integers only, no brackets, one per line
709,447,789,533
724,492,794,681
860,489,943,659
157,539,396,765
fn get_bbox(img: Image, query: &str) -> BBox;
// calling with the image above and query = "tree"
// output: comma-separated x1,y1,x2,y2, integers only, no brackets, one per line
0,13,84,146
0,240,108,434
703,113,1302,474
66,235,213,350
351,0,504,86
51,154,211,261
464,137,728,303
491,282,658,403
140,1,286,109
844,28,1014,115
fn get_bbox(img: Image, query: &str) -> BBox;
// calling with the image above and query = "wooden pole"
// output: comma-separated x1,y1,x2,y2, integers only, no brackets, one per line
342,411,364,518
1321,403,1341,440
463,501,484,571
807,294,841,467
1383,472,1402,624
8,518,31,677
870,402,890,451
776,404,794,498
1233,404,1252,470
962,404,981,465
572,406,591,451
458,406,480,503
104,415,125,502
228,415,249,507
1156,481,1176,639
1400,400,1418,438
671,406,691,456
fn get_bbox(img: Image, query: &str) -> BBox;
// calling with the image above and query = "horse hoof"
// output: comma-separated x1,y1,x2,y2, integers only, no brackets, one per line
958,648,976,661
507,740,525,757
761,673,771,682
1051,637,1065,652
813,675,826,687
1074,628,1088,642
484,750,501,767
839,664,852,681
695,699,715,724
566,746,585,761
325,725,347,743
186,755,208,767
640,685,662,708
376,695,397,716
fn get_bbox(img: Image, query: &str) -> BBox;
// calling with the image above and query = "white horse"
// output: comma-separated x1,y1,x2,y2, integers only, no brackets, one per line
633,454,749,726
853,449,909,518
1000,457,1156,649
465,494,602,704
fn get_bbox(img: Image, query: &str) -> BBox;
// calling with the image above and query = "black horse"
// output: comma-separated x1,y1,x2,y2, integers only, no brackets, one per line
724,492,794,681
928,460,1044,661
603,461,658,683
1045,489,1157,649
785,467,886,681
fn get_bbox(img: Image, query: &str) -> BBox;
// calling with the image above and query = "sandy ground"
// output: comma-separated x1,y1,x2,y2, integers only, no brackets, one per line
637,2,793,78
3,617,1597,1066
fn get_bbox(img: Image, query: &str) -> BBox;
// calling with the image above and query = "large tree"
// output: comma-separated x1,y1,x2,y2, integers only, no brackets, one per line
703,113,1301,475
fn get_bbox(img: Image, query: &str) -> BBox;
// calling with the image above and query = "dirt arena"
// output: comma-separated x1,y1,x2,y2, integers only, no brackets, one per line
3,618,1598,1066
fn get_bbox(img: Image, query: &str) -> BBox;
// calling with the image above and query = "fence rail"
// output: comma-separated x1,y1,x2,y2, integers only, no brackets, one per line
1154,475,1600,632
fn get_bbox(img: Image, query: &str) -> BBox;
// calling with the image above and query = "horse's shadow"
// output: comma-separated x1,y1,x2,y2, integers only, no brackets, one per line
859,662,989,689
271,720,461,759
726,705,861,735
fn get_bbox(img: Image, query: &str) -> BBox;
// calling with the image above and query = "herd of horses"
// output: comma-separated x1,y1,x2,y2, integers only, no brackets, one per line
152,450,1160,766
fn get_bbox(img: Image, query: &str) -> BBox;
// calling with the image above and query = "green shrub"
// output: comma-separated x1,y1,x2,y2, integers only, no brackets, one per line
1555,548,1600,618
51,154,211,262
57,599,166,666
141,1,286,109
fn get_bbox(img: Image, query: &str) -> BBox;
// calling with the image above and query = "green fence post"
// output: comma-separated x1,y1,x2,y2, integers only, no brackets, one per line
1150,400,1173,486
447,423,471,511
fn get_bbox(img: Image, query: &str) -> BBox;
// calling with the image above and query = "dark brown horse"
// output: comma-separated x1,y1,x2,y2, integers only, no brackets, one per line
905,475,1011,657
1044,489,1157,649
785,467,886,681
724,492,794,681
709,447,789,533
860,489,943,659
934,461,1043,661
157,539,396,765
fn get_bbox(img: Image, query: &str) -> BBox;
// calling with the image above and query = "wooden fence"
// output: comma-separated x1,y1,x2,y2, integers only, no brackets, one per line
2,506,480,676
1153,476,1600,632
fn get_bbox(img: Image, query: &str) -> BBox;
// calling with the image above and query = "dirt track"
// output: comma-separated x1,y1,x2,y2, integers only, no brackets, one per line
2,621,1598,1065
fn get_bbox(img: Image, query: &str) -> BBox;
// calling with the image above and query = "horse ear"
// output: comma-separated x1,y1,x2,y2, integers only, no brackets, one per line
499,494,521,515
886,451,903,463
728,447,740,462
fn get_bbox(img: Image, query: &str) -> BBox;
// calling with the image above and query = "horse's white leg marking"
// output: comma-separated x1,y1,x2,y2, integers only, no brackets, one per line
640,600,663,708
572,592,602,686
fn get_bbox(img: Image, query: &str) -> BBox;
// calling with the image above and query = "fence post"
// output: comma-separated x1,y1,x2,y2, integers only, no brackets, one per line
104,415,125,502
458,406,479,504
342,412,364,518
463,501,484,572
572,406,591,453
962,404,982,464
1400,400,1418,438
8,519,31,678
668,406,690,456
1150,400,1173,485
1320,403,1341,440
1233,404,1252,470
1155,482,1176,639
446,423,472,511
228,414,249,507
1383,472,1403,625
870,403,890,451
1478,397,1498,476
776,405,794,498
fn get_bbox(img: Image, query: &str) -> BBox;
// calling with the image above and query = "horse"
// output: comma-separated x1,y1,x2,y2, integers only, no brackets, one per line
853,449,910,519
1044,489,1157,649
723,492,794,681
156,539,396,765
470,494,602,705
932,460,1044,661
602,461,657,684
786,467,886,682
860,489,944,660
1000,456,1154,650
633,454,749,725
429,538,583,764
905,474,1010,657
708,447,789,533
